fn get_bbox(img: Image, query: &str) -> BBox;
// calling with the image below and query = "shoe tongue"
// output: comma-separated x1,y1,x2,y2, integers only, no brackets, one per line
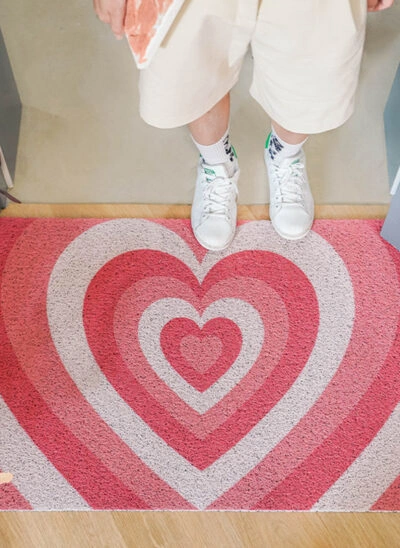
204,166,217,176
278,156,300,168
204,163,230,179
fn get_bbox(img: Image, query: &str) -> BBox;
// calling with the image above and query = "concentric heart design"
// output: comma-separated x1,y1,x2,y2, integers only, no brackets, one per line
33,221,355,496
1,218,399,511
161,317,241,391
135,296,266,416
112,275,286,432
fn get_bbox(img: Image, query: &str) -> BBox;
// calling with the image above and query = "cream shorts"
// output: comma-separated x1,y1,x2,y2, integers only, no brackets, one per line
138,0,367,134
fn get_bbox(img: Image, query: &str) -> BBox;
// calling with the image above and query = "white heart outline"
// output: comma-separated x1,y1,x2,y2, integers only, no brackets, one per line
47,219,355,509
137,297,264,413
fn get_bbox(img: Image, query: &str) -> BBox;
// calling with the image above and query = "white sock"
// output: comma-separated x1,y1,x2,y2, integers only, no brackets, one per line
191,127,237,177
266,124,308,163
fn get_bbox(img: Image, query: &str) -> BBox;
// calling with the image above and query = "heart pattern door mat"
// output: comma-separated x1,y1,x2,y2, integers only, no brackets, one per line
0,218,399,511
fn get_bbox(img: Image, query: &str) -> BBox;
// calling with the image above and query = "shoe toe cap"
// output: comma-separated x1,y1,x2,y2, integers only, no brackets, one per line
273,206,313,239
195,218,234,250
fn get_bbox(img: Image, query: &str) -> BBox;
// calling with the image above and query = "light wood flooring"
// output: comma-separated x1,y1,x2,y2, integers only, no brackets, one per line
0,203,398,548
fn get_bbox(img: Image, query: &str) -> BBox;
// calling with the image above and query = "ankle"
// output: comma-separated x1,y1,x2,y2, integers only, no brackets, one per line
271,121,308,145
266,125,308,162
191,127,238,177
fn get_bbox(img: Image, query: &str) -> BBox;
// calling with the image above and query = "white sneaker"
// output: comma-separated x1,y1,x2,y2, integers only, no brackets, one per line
191,155,240,251
264,149,314,240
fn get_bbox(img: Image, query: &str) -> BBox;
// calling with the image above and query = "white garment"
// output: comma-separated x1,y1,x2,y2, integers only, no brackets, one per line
138,0,367,133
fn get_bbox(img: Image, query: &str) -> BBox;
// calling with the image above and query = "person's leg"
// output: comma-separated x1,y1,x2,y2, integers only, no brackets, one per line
267,119,309,162
263,118,314,240
137,0,253,251
271,120,308,145
188,93,230,145
250,0,367,240
189,92,236,176
189,92,241,251
262,118,313,240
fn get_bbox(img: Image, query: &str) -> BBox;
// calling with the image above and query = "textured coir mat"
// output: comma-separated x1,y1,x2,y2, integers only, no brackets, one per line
1,218,399,511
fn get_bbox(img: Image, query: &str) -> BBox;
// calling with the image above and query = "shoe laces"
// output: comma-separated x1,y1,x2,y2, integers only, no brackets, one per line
201,169,237,219
271,159,305,204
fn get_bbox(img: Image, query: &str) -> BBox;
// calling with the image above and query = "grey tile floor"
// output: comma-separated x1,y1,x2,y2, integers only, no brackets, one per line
1,1,399,204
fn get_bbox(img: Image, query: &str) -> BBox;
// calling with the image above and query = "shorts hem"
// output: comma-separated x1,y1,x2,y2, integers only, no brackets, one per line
140,76,241,129
249,84,356,135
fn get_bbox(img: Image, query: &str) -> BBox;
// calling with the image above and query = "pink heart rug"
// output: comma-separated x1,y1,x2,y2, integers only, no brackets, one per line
0,218,399,511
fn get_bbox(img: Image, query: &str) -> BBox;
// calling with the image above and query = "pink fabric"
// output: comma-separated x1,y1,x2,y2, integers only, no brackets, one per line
125,0,176,64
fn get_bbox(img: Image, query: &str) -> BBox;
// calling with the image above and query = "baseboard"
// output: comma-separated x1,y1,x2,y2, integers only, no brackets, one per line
0,203,390,219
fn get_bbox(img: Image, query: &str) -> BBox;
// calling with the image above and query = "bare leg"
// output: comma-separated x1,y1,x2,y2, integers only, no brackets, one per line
271,119,308,144
188,93,230,145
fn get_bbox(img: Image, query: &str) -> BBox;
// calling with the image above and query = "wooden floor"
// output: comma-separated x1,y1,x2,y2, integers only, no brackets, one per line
0,203,391,219
1,203,399,548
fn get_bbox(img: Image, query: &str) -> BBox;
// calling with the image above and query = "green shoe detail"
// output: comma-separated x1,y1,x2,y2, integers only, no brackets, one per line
204,167,216,176
265,132,272,150
231,145,238,159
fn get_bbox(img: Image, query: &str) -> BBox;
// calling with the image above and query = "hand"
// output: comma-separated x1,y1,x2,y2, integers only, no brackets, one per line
367,0,394,11
93,0,128,40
